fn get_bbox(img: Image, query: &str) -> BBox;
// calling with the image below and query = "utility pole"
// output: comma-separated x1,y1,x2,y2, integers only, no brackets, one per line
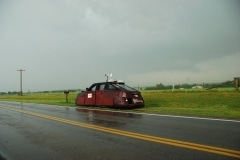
17,69,25,96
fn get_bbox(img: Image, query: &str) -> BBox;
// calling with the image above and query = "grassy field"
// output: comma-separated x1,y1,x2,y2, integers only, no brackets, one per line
0,90,239,120
140,90,240,119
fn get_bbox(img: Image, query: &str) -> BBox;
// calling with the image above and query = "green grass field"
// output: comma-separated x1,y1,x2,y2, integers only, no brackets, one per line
140,90,240,119
0,90,239,120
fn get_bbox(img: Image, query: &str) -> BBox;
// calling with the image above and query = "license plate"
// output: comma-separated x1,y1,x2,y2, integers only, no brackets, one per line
133,99,143,103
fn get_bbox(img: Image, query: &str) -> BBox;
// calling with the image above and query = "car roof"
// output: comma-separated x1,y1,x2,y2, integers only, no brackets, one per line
93,81,125,85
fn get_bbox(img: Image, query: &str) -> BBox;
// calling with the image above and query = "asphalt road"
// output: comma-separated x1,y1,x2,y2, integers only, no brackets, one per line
0,101,240,160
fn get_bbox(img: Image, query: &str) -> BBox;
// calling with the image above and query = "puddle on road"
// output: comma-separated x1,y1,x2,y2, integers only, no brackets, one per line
76,108,142,127
76,108,142,118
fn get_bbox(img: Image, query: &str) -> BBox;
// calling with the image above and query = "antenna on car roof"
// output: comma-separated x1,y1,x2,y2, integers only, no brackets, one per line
105,73,112,82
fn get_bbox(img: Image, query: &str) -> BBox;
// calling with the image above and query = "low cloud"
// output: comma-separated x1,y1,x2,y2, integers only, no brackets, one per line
127,53,240,86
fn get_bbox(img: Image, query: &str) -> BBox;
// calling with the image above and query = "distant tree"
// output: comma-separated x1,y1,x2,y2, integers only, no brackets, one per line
156,83,165,89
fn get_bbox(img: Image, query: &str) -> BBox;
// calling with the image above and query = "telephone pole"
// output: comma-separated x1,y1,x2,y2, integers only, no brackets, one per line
17,69,25,96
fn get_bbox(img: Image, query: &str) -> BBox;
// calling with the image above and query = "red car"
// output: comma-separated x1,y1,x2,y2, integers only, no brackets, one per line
75,81,144,107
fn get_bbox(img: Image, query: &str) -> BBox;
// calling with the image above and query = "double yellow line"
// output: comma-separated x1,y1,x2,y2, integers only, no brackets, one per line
1,105,240,159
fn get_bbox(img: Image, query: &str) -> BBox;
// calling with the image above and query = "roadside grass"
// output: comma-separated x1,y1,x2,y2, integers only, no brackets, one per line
138,91,240,119
0,93,77,106
0,90,239,120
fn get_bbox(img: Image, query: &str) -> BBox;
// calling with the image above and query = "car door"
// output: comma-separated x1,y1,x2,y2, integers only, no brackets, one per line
102,83,115,106
95,83,105,106
84,84,96,105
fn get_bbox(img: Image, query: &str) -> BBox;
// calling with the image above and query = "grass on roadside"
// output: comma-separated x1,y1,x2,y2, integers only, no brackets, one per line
139,91,240,119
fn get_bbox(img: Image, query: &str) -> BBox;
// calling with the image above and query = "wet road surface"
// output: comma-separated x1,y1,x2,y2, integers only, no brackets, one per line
0,101,240,160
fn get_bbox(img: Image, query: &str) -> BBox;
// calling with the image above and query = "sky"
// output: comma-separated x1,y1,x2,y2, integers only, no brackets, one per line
0,0,240,92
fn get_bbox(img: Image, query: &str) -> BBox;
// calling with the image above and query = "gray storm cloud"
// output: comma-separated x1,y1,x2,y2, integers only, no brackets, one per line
0,0,239,92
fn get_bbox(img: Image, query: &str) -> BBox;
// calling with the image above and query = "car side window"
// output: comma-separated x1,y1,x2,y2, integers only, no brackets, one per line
90,85,96,91
99,84,105,91
99,84,105,90
106,83,117,90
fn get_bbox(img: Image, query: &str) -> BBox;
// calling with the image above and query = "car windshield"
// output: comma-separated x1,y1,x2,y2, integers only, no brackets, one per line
113,83,138,92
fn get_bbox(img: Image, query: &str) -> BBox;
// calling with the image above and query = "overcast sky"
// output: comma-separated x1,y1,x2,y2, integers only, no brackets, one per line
0,0,240,92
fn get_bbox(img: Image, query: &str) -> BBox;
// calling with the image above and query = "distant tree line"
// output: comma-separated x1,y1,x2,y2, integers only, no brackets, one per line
36,89,80,94
144,82,234,90
0,89,81,95
0,91,20,95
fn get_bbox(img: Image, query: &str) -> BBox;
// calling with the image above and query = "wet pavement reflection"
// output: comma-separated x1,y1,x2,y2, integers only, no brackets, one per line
76,108,142,118
76,108,142,127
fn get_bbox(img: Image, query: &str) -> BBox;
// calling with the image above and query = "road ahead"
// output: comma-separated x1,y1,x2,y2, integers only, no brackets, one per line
0,101,240,160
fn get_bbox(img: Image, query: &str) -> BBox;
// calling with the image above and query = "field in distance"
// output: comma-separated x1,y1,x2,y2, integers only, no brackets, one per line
0,89,239,120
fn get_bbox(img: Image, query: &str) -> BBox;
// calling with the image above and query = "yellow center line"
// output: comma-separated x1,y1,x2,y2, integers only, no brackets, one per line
1,105,240,159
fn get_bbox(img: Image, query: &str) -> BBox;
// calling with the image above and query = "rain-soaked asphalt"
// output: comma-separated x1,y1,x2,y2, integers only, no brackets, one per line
0,101,240,160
